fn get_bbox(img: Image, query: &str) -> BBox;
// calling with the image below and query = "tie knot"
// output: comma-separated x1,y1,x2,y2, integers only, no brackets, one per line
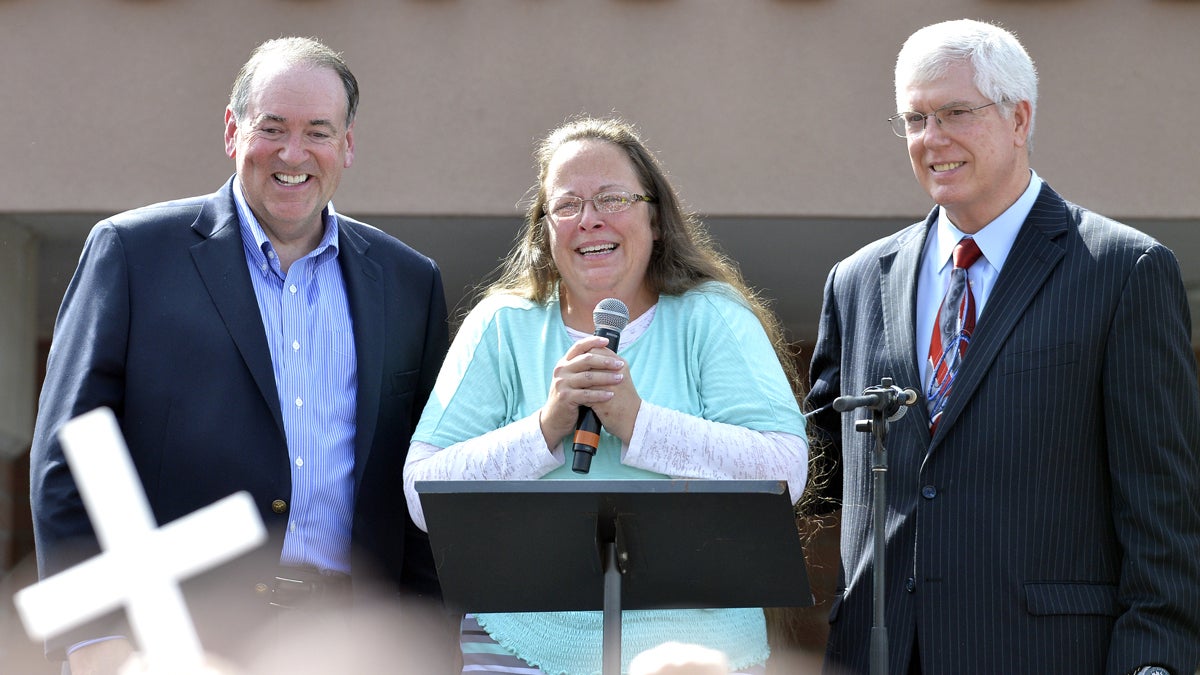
953,238,982,270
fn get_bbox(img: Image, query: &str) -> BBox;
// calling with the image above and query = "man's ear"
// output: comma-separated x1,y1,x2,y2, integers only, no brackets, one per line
1011,99,1033,148
224,108,239,159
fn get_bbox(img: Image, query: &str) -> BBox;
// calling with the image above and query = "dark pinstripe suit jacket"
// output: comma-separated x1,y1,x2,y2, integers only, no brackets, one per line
807,183,1200,675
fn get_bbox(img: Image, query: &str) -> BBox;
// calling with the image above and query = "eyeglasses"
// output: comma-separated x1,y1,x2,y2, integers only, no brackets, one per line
888,101,998,138
544,191,654,221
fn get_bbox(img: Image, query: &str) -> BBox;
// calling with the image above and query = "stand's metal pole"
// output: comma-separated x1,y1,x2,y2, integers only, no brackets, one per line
869,408,889,675
602,540,622,675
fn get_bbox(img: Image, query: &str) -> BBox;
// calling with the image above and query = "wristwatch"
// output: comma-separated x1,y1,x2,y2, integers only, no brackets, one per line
1130,667,1169,675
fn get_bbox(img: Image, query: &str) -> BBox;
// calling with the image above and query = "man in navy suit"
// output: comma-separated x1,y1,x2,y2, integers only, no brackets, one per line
30,37,450,673
807,19,1200,675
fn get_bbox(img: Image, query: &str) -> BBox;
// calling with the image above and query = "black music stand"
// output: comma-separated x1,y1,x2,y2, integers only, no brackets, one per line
415,479,812,675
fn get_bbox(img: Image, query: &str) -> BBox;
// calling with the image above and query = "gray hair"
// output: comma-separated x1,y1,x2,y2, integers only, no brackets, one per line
228,37,359,126
895,19,1038,148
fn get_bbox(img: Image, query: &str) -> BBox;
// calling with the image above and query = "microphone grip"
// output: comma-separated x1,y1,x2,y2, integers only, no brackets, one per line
571,324,623,474
833,393,883,413
572,408,601,473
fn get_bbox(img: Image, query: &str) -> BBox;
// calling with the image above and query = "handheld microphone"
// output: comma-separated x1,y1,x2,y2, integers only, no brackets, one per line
572,298,630,474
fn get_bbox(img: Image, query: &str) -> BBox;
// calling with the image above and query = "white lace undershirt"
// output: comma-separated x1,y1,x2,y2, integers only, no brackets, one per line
404,304,808,532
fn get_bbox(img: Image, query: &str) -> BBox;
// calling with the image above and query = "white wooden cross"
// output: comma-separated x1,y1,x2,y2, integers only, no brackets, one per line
15,407,267,673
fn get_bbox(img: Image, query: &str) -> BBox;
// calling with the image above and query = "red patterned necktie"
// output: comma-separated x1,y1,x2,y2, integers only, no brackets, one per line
926,237,983,431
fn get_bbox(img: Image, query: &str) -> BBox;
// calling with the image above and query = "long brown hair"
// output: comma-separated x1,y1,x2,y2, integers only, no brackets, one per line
487,115,801,394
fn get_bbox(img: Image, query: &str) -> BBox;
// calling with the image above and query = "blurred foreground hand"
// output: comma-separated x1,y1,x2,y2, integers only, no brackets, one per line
629,641,731,675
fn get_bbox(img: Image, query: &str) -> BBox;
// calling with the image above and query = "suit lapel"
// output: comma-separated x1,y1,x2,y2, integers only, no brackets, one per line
929,184,1070,445
189,179,285,436
881,214,937,441
337,221,383,490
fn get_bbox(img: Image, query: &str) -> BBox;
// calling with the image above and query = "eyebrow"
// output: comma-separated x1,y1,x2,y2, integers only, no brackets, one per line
901,99,976,114
551,184,632,197
933,100,978,111
252,113,338,130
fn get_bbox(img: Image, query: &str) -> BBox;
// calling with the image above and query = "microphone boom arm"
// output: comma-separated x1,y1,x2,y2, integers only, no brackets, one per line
833,380,918,421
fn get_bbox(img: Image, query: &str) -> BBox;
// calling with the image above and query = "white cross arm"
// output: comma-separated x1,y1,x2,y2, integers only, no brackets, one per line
14,407,268,673
14,541,131,637
15,490,267,640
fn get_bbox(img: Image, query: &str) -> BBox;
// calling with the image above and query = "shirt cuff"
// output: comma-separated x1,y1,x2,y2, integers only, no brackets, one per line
67,635,128,655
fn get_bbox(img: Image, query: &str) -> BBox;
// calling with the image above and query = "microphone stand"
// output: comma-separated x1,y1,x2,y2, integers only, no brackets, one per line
833,377,912,675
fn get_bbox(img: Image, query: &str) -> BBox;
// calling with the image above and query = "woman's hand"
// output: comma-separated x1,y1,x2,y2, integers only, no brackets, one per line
539,335,640,447
588,346,641,444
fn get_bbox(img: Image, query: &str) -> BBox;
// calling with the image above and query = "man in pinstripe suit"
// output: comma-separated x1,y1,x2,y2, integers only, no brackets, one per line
807,19,1200,675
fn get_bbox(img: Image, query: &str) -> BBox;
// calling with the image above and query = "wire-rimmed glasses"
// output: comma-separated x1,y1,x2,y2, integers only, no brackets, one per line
888,101,998,138
544,191,654,222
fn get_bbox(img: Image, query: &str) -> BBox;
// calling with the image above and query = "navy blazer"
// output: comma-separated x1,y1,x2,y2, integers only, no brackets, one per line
30,178,450,658
807,184,1200,675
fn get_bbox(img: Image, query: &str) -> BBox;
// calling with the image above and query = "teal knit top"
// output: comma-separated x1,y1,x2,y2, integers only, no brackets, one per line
412,283,805,674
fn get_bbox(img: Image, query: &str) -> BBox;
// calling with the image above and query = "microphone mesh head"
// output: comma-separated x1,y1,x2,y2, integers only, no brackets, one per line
593,298,630,332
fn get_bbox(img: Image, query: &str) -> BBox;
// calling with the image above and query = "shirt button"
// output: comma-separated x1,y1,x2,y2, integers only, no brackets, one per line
295,397,303,408
289,284,298,294
292,340,300,351
905,577,916,593
295,458,304,467
922,485,938,499
271,499,287,514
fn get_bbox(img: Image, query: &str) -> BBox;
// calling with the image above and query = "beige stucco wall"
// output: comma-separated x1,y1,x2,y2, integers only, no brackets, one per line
3,0,1198,221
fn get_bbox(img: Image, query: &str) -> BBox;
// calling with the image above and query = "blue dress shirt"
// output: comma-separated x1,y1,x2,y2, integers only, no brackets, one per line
233,180,356,574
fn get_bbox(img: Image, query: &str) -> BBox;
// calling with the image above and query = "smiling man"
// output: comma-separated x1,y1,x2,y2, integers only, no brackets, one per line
224,48,355,272
806,19,1200,675
31,38,452,674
